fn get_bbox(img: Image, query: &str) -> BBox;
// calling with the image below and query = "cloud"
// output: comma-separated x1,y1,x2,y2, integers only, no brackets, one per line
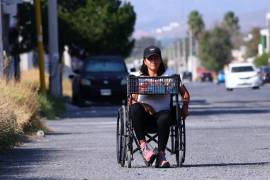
134,21,188,40
133,30,152,39
170,22,180,28
156,28,163,34
154,22,180,34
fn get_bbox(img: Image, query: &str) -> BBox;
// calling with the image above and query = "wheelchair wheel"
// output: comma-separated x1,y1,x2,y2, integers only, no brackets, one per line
175,110,186,167
127,150,132,168
116,105,128,167
126,112,135,168
116,109,122,164
170,126,175,154
180,119,186,164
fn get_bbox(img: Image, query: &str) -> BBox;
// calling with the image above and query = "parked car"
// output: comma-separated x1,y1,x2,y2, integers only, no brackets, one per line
225,63,262,91
70,56,128,106
258,66,270,84
200,71,213,82
128,67,140,76
181,71,192,82
216,70,225,84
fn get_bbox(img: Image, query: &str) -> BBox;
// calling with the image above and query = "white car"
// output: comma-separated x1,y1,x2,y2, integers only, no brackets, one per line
225,63,262,91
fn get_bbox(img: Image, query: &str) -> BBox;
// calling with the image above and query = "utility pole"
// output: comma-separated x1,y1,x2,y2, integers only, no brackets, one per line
176,40,181,73
0,0,3,79
48,0,61,97
267,12,270,54
34,0,46,93
189,30,193,57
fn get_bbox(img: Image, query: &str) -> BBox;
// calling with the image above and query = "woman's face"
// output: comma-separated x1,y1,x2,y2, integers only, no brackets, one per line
144,54,161,74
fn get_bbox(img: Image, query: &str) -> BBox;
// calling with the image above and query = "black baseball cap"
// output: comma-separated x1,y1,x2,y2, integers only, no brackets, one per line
143,45,161,58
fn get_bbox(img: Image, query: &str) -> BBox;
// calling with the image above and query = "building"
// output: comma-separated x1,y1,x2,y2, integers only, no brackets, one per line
231,46,247,63
267,12,270,54
163,38,189,75
259,12,270,56
259,29,269,55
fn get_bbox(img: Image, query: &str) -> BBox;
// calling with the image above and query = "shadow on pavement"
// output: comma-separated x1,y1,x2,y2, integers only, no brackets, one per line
189,99,209,105
190,108,270,116
184,161,270,168
116,161,270,169
60,98,270,118
0,148,63,180
189,99,270,116
61,103,121,119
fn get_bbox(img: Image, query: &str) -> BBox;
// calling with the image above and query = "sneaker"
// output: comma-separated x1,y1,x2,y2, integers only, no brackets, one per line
140,142,157,165
155,152,170,168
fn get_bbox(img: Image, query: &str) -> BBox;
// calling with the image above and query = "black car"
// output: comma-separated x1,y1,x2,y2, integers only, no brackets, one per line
259,66,270,84
181,71,192,82
70,56,128,106
200,71,213,82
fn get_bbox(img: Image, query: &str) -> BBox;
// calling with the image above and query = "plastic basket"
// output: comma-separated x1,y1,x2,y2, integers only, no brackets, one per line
127,75,180,95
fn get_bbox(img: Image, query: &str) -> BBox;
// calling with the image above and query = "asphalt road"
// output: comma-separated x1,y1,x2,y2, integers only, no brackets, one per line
1,82,270,180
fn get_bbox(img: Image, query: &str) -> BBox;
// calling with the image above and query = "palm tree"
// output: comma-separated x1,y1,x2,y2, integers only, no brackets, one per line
188,10,205,40
222,11,241,48
222,11,239,33
188,10,205,55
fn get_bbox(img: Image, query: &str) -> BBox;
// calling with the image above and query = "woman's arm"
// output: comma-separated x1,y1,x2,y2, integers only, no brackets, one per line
179,84,190,117
179,84,190,103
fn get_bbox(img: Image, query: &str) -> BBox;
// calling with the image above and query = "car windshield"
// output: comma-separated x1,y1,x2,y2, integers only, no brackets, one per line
231,66,254,73
183,72,191,77
83,59,126,72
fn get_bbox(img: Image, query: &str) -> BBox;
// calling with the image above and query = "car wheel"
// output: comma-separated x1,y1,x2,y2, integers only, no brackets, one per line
71,83,84,107
72,94,84,107
252,86,260,90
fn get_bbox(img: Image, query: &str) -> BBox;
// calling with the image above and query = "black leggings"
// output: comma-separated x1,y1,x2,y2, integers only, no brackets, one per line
130,103,172,152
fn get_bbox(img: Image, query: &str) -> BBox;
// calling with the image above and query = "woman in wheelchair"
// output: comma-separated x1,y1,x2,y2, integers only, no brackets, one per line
129,45,190,168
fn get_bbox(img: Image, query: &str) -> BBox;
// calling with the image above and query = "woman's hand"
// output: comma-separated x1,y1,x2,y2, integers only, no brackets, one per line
128,94,139,106
141,103,156,116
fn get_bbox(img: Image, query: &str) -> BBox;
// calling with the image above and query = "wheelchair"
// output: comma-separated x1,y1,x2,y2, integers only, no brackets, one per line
116,74,186,168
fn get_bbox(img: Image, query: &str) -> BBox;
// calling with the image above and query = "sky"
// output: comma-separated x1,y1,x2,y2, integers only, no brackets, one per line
125,0,270,40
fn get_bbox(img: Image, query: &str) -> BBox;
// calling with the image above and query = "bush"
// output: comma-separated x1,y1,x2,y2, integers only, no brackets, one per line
0,109,20,150
0,68,68,150
0,79,47,150
254,53,269,67
38,93,66,120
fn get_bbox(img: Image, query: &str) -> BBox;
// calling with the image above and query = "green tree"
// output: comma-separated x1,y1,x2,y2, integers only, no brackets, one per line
13,0,136,59
254,53,269,66
222,11,242,49
58,0,136,58
222,11,239,33
245,27,260,58
188,10,205,55
198,26,232,71
187,10,205,40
